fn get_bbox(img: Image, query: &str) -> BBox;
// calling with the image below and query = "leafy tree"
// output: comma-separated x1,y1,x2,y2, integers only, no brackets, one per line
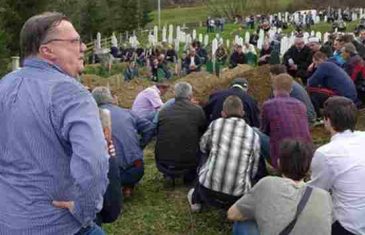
0,0,49,56
0,24,10,77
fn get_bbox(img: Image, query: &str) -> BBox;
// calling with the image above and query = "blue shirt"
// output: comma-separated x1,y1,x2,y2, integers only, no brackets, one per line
100,104,155,169
307,61,358,102
291,81,317,123
0,58,109,234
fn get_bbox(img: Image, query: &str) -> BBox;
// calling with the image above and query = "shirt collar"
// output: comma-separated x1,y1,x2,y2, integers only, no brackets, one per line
23,57,69,76
331,129,353,142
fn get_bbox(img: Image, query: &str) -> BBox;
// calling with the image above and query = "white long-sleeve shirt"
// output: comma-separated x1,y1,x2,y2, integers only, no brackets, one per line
308,130,365,234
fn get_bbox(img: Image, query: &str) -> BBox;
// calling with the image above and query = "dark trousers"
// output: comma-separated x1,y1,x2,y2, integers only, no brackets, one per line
332,221,356,235
120,162,144,187
156,161,197,183
310,92,332,117
192,184,241,210
96,157,122,225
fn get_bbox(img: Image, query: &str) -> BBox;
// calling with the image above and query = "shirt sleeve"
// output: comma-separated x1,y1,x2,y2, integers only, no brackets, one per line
307,64,325,87
132,112,156,147
147,88,163,109
51,80,109,226
250,133,261,179
307,150,334,191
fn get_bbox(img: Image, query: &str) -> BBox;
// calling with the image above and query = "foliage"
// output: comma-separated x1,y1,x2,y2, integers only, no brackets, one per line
0,25,10,77
83,63,128,78
0,0,49,55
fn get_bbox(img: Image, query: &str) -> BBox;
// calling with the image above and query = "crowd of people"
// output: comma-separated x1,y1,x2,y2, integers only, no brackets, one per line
1,11,365,235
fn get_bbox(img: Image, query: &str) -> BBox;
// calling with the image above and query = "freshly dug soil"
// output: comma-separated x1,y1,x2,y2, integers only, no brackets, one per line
81,65,365,144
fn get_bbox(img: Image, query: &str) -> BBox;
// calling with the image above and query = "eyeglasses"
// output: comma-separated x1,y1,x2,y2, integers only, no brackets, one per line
42,38,83,47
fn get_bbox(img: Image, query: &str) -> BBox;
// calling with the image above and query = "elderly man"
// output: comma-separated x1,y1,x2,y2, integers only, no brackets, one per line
155,82,206,184
132,83,170,121
93,87,155,198
261,74,312,169
283,36,312,83
308,97,365,235
307,37,333,58
0,12,109,234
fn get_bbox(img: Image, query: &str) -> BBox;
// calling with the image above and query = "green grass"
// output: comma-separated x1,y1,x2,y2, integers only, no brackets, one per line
149,0,294,26
103,145,231,235
150,5,209,26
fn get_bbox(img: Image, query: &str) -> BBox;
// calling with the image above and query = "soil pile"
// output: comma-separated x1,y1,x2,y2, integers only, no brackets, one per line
81,64,274,108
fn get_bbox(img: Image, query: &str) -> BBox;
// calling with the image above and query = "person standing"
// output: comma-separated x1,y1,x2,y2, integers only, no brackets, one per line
0,12,109,234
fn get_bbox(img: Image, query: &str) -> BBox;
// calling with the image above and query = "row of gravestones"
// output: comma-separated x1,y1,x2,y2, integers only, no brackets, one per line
93,8,365,59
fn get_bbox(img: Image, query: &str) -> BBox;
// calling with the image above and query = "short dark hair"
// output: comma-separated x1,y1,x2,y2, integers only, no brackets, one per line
223,95,243,116
20,12,68,58
269,64,287,75
313,51,328,61
279,139,313,181
323,96,358,132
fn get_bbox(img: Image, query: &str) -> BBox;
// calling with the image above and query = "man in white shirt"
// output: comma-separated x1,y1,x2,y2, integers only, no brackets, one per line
308,96,365,235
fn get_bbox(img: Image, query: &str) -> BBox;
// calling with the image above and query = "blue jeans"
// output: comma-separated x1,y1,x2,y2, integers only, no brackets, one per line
232,221,260,235
75,223,105,235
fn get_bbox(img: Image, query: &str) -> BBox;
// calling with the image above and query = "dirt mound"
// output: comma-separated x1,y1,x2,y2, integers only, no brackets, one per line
81,64,275,108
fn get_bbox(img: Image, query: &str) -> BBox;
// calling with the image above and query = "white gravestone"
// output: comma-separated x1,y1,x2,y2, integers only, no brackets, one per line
204,34,209,47
162,26,167,42
245,32,250,44
154,26,158,43
199,33,203,43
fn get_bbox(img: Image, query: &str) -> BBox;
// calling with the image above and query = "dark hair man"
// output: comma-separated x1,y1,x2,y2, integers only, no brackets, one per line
0,12,109,234
308,97,365,235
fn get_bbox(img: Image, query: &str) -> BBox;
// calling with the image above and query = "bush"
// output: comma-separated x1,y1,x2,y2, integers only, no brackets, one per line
0,28,10,78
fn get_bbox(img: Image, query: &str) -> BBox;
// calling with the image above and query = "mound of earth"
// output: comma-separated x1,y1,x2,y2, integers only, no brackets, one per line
81,64,273,108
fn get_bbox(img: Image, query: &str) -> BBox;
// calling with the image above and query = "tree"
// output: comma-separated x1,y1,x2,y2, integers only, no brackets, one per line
0,0,49,56
0,24,10,77
79,0,110,41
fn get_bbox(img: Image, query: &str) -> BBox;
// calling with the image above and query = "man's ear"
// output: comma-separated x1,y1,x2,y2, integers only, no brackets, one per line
39,45,55,60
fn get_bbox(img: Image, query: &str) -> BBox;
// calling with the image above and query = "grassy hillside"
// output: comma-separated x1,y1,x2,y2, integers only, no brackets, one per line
150,0,294,26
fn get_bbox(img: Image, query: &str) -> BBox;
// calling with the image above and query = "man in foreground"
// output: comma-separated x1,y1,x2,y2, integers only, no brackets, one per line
0,12,109,234
308,97,365,235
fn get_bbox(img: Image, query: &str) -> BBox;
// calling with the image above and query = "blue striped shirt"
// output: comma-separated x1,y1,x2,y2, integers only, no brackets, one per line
0,58,109,234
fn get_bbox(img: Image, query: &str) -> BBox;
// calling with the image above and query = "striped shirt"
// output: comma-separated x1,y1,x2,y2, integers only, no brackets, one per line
198,117,260,196
0,58,109,234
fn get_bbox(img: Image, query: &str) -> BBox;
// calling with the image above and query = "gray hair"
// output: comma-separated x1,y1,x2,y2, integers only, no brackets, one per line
174,82,193,99
20,12,68,58
342,43,357,54
92,86,114,106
